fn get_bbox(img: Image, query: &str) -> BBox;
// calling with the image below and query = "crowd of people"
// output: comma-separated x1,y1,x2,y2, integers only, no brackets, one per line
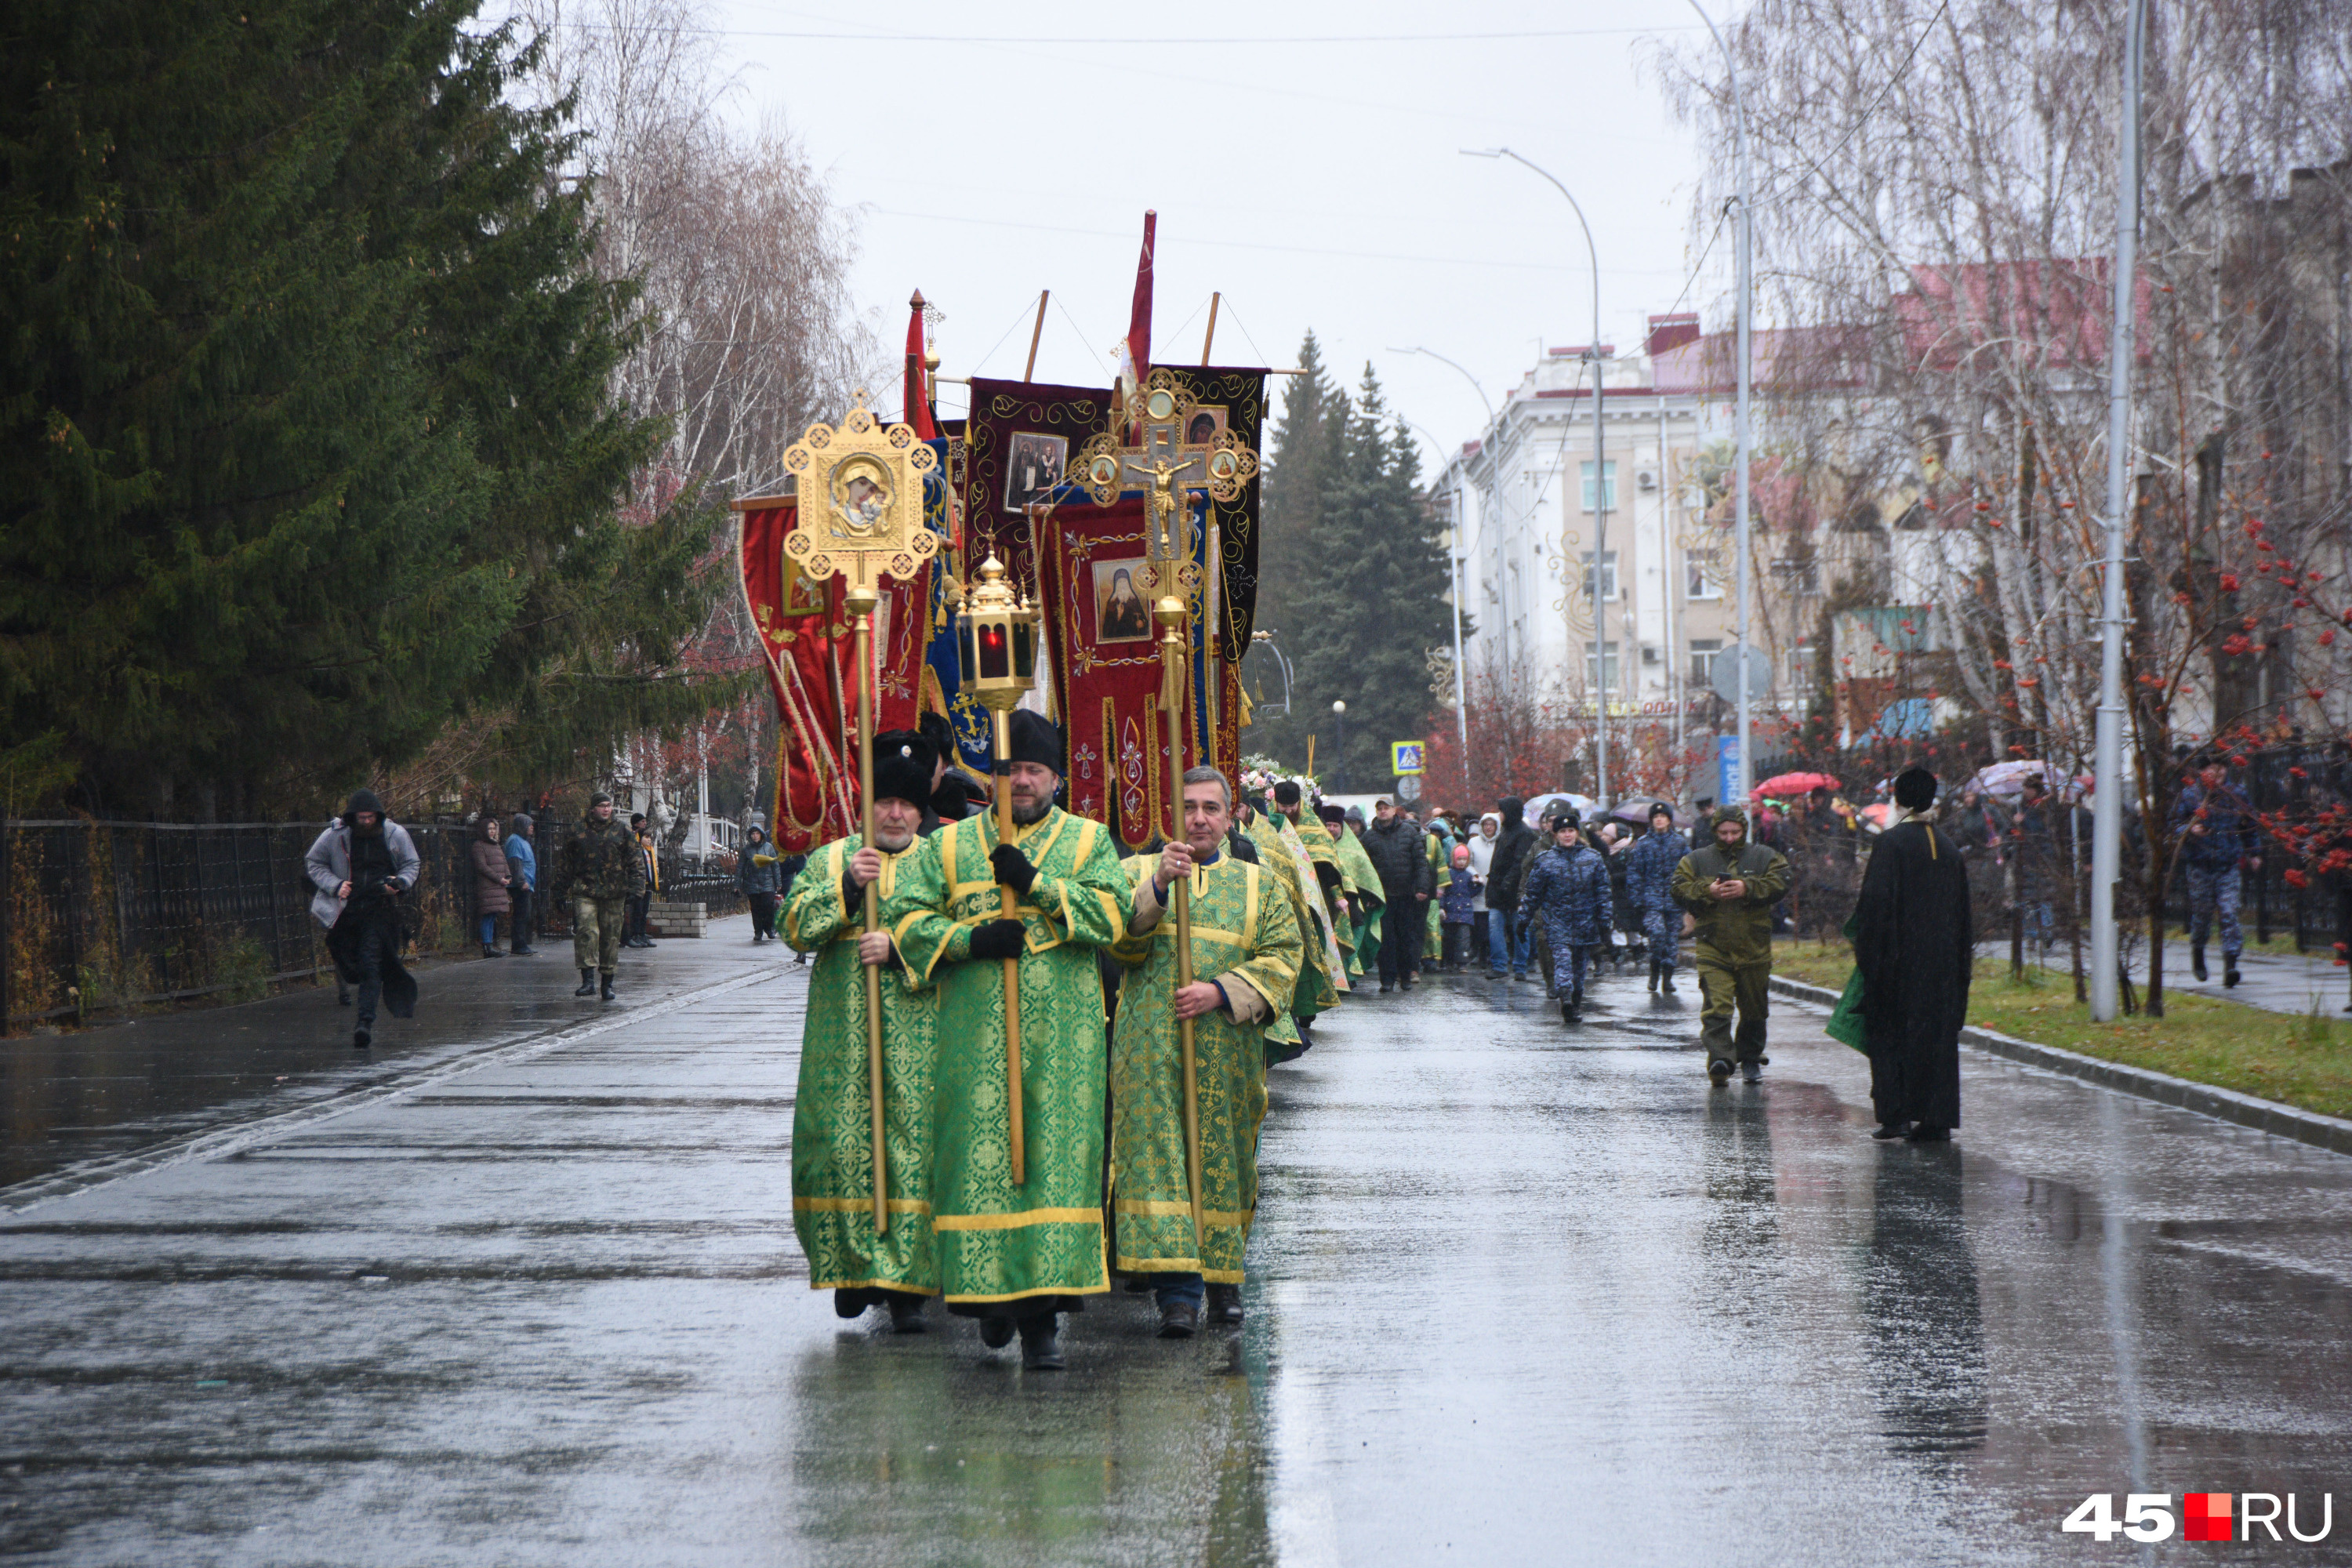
292,724,2346,1372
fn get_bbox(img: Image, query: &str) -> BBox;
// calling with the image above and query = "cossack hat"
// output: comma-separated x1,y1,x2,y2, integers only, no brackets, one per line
871,729,938,808
1007,710,1063,774
1272,779,1302,806
1316,803,1347,826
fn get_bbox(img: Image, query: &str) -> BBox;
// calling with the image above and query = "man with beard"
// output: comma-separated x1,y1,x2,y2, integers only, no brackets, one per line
1853,768,1973,1142
1360,797,1436,993
1109,767,1301,1335
786,730,945,1331
1673,806,1793,1083
884,711,1130,1370
564,793,644,1001
305,789,422,1050
1267,781,1348,1011
1486,797,1538,979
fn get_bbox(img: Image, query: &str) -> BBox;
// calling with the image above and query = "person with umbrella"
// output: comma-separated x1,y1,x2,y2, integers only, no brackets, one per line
1672,806,1793,1083
1624,803,1690,993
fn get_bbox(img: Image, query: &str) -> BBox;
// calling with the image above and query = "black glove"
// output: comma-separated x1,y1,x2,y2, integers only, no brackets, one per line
967,919,1026,961
989,843,1039,896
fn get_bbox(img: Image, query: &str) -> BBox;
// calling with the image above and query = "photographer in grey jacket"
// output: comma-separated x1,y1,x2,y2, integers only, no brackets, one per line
305,789,422,1049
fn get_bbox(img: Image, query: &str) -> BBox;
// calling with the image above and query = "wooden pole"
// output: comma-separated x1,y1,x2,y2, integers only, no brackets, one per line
1305,734,1317,779
994,706,1026,1187
1022,290,1049,383
848,586,889,1236
1156,597,1204,1251
1200,292,1221,366
1204,518,1222,768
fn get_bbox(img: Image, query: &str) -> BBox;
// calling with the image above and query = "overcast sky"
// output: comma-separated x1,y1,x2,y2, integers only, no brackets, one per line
702,0,1739,463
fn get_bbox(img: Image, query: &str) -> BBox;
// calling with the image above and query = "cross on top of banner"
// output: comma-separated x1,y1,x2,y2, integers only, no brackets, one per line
1069,368,1258,598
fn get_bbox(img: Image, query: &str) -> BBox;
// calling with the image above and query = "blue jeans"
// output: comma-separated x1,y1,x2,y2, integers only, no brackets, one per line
1490,909,1533,974
1154,1272,1204,1308
478,913,499,947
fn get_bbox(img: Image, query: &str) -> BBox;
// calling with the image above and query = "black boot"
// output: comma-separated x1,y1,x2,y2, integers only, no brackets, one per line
1018,1312,1064,1370
1206,1283,1243,1326
979,1314,1016,1349
575,968,597,997
887,1294,928,1334
2192,945,2208,982
1661,965,1676,993
600,971,615,1002
2224,955,2241,988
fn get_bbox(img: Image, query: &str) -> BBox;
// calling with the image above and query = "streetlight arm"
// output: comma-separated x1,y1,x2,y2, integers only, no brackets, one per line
1386,347,1495,423
1461,149,1601,354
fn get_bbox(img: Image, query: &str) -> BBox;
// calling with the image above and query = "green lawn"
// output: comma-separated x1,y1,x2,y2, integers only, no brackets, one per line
1773,938,2352,1122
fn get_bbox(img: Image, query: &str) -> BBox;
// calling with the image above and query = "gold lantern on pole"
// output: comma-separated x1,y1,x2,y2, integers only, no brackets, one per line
779,391,939,1236
955,553,1040,1185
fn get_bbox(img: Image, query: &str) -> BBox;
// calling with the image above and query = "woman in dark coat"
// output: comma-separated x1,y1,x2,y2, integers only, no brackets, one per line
471,815,514,958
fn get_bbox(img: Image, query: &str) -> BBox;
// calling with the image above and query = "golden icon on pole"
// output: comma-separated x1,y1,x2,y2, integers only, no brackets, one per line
779,390,941,1236
954,555,1043,1185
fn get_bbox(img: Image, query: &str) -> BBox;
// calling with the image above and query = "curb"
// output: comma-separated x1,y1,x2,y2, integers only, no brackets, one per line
0,963,793,1216
1768,974,2352,1159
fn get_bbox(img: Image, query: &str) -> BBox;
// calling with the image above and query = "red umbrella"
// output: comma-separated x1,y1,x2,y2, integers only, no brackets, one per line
1751,771,1841,800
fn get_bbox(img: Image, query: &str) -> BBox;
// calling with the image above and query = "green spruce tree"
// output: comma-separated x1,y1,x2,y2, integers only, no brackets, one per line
1243,332,1345,772
1247,354,1458,795
0,0,732,817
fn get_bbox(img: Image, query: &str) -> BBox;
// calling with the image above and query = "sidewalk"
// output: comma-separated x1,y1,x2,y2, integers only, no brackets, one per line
1983,937,2351,1018
0,914,791,1192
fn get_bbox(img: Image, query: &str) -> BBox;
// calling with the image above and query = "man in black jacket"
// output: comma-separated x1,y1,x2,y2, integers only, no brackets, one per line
1361,798,1436,992
1485,797,1537,980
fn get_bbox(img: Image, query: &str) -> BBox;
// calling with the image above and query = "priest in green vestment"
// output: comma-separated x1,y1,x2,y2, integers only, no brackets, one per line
1319,802,1385,977
884,710,1131,1370
784,730,942,1333
1238,794,1319,1059
1110,766,1302,1337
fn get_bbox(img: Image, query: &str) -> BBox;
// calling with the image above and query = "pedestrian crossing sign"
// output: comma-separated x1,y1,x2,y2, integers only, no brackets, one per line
1391,742,1425,775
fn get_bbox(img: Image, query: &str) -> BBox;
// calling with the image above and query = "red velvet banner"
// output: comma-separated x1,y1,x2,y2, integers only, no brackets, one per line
736,499,931,853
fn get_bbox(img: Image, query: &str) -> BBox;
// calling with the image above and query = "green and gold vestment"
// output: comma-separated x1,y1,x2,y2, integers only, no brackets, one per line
1107,852,1301,1283
1329,822,1384,978
1253,814,1342,1012
885,805,1130,1307
784,834,939,1294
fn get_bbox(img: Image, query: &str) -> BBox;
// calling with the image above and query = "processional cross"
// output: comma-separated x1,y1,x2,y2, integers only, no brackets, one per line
1069,370,1258,1245
779,390,940,1236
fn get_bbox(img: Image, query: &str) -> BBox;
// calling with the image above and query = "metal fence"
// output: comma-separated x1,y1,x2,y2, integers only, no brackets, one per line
2,817,749,1030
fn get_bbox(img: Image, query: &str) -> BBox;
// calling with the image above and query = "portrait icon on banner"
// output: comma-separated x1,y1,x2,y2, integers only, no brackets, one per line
1004,432,1068,512
1093,561,1153,644
1182,406,1228,448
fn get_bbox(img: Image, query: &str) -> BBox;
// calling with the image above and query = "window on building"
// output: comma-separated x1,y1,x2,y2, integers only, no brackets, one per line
1586,641,1620,691
1689,638,1722,685
1769,557,1820,595
1788,642,1818,685
1580,550,1620,601
1686,550,1723,599
1580,460,1618,513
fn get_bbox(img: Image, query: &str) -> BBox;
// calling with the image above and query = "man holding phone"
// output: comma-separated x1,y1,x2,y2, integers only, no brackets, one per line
1672,807,1792,1084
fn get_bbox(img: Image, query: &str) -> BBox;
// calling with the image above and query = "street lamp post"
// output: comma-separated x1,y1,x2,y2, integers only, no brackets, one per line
1464,147,1610,811
1686,1,1755,819
1402,418,1474,801
1250,628,1294,713
2090,0,2146,1022
1331,699,1347,791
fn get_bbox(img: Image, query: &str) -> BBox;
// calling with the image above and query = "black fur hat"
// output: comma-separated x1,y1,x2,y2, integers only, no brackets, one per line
871,729,937,808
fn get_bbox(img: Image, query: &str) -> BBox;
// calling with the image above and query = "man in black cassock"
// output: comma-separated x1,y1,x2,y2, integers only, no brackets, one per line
1853,768,1973,1142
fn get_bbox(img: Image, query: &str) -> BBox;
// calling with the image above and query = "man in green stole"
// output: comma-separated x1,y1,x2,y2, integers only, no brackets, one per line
1239,794,1326,1058
885,710,1130,1370
785,731,942,1333
1320,803,1385,975
1110,767,1302,1337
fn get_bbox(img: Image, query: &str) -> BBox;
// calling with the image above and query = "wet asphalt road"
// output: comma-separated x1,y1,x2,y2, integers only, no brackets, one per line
6,929,2352,1564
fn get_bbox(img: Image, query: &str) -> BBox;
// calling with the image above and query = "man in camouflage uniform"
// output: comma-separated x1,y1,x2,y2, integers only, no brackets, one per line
565,791,644,1001
1672,806,1792,1083
1624,804,1690,993
1519,813,1612,1023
